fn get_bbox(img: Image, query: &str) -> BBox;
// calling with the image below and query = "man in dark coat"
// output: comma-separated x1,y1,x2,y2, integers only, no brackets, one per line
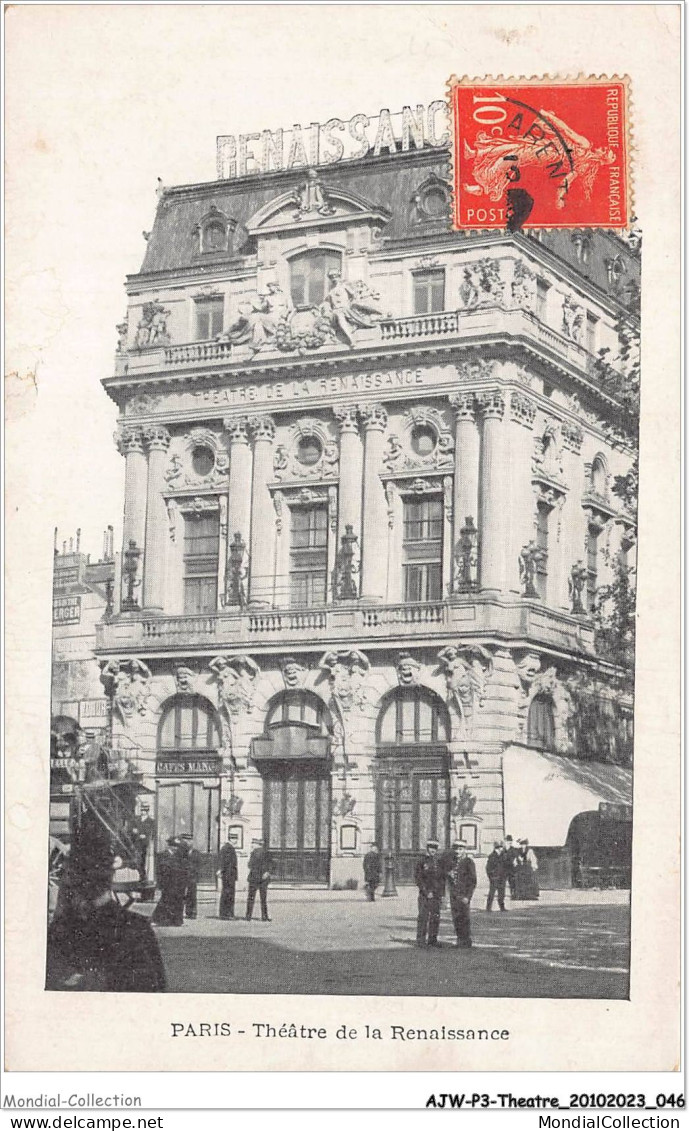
152,838,187,926
503,834,519,900
362,843,382,901
245,839,271,921
46,815,165,992
180,834,201,919
217,834,239,919
414,839,446,947
130,803,155,882
485,840,509,912
446,840,477,948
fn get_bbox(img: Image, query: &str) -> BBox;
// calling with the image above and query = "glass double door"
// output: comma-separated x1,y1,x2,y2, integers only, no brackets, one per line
376,767,450,883
156,780,220,883
262,763,331,884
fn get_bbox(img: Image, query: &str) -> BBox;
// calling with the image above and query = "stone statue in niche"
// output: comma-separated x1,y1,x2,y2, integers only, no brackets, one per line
569,560,588,615
332,525,360,600
562,294,584,342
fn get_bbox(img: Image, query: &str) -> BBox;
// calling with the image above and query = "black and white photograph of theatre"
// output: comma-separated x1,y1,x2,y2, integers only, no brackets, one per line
47,100,638,998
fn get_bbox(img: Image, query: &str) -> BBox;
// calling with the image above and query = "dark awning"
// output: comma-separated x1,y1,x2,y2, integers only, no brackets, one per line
503,745,632,847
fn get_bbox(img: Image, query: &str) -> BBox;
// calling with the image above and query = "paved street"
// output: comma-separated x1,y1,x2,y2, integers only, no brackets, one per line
137,885,630,999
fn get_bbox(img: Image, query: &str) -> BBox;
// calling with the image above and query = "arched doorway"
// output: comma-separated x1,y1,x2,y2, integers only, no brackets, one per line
156,694,222,881
251,690,333,884
375,687,451,883
528,693,556,750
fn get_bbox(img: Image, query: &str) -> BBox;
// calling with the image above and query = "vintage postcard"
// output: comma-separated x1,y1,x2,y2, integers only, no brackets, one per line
3,2,681,1086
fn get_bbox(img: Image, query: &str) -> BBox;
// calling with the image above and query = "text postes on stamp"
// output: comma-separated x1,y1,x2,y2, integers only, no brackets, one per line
448,77,630,231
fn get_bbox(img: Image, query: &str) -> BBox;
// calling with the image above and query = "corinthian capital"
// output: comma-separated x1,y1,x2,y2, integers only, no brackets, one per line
476,389,506,421
449,392,477,422
359,403,388,432
247,414,276,444
114,425,144,456
143,425,171,452
223,415,250,445
333,405,360,435
510,391,537,429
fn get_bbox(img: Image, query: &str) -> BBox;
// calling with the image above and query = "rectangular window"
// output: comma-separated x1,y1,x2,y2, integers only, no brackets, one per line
183,512,220,614
536,278,550,319
290,505,328,607
587,524,599,611
586,311,599,355
403,497,443,602
195,297,224,340
535,502,550,600
413,270,445,314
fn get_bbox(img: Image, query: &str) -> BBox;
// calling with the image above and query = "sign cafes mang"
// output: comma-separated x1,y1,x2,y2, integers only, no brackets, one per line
216,103,450,179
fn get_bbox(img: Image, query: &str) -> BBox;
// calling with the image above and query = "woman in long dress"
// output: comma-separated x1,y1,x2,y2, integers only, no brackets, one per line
514,839,540,901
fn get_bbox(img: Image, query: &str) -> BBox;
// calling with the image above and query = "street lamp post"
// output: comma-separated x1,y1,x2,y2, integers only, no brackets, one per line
382,782,398,897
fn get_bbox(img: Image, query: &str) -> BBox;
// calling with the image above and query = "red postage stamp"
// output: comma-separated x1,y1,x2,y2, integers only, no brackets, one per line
448,77,630,231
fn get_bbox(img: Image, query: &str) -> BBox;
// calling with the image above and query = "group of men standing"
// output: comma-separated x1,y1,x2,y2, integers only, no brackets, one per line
217,836,272,922
414,840,477,949
151,835,200,927
485,836,540,910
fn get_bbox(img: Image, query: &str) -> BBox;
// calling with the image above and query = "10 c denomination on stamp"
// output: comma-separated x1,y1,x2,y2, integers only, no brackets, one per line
448,76,630,230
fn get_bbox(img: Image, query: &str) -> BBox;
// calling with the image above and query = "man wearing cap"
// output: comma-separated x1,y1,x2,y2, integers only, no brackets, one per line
503,834,519,900
414,840,445,947
180,834,201,919
446,840,477,948
152,837,187,927
485,840,509,912
246,838,272,922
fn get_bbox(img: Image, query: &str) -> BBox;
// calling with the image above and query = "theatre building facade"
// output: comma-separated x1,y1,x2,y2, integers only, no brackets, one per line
95,135,637,886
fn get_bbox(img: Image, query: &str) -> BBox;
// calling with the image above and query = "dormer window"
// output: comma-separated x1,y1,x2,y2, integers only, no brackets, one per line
193,206,234,256
290,250,342,309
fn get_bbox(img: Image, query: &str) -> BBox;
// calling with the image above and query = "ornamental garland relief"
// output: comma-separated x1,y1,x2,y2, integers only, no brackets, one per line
383,405,454,475
164,427,229,490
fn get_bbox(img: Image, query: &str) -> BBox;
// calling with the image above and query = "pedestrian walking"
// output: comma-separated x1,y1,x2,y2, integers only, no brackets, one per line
46,814,165,992
514,839,540,900
180,834,200,919
152,837,187,926
362,843,382,901
503,834,519,900
485,840,509,912
414,839,446,947
245,838,271,921
217,834,238,919
446,840,477,948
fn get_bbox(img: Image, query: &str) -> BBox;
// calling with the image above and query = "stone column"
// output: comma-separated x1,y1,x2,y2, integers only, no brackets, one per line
508,392,538,595
142,425,171,613
449,392,480,578
477,390,507,592
247,414,276,607
223,416,252,601
115,425,147,561
359,403,389,603
561,422,586,609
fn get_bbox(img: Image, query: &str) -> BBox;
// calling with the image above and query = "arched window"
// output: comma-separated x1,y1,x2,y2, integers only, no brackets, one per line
264,690,332,736
202,221,226,252
591,456,608,497
376,687,450,746
158,695,222,751
527,693,556,750
289,250,342,309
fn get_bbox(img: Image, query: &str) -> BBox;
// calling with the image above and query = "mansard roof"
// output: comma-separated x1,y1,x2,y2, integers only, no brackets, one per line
134,147,640,306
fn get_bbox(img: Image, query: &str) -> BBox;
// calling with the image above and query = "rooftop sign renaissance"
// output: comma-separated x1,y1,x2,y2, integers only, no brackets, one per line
216,102,450,179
